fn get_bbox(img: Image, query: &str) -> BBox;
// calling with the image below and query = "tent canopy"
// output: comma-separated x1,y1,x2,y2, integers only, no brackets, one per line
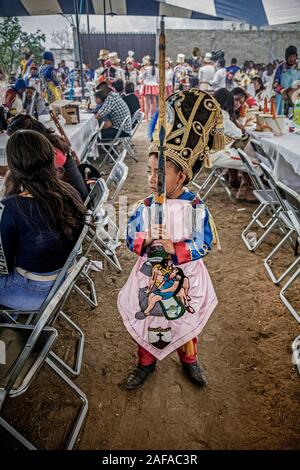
1,0,300,27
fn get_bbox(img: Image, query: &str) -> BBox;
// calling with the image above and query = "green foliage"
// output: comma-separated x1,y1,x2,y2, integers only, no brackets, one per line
0,16,45,76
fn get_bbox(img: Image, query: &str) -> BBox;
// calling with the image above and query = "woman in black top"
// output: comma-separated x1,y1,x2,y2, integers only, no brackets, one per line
0,130,86,310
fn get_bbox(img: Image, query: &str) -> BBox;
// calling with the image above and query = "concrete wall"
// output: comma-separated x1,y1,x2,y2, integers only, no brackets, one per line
163,29,300,65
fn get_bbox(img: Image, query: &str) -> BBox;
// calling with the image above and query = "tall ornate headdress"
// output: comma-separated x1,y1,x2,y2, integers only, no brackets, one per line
149,88,224,180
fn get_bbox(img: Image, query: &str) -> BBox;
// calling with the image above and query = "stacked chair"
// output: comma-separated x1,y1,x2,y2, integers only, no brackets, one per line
238,144,300,379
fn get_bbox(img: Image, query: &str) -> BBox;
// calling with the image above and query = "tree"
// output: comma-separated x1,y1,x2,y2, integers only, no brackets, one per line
0,16,45,76
51,25,73,50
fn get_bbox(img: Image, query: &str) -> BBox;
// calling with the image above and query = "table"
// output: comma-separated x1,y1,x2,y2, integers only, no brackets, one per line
250,131,300,192
0,111,97,166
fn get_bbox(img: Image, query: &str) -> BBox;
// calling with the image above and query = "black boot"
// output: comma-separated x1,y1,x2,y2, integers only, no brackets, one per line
126,363,156,390
181,361,208,387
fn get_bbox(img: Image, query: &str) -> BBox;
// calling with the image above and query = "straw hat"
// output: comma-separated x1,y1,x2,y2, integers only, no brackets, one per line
177,54,185,64
166,57,173,65
109,52,120,66
203,53,212,64
97,49,109,61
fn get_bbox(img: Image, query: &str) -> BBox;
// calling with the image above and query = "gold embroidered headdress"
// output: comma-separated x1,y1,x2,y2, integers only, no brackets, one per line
149,88,224,180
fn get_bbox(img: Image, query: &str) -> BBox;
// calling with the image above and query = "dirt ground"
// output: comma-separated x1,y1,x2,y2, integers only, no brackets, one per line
2,123,300,450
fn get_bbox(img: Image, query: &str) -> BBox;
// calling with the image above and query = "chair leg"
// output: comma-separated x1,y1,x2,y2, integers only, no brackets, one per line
279,266,300,324
241,204,279,251
49,310,85,377
292,335,300,375
45,358,88,450
0,416,36,450
263,228,300,285
74,270,98,309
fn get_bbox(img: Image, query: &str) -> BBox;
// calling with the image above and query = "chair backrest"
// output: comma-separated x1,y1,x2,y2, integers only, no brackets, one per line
106,161,128,203
99,114,132,143
276,180,300,213
36,224,89,315
237,149,265,191
0,256,87,404
259,161,287,210
131,109,144,131
80,128,101,163
84,178,109,212
251,139,274,169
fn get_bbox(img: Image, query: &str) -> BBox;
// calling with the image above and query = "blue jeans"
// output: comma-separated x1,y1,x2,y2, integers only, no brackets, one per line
0,268,59,311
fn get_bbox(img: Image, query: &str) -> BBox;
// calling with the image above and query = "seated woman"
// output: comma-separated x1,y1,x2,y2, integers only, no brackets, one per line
7,114,88,201
0,130,86,311
252,76,266,109
210,88,256,202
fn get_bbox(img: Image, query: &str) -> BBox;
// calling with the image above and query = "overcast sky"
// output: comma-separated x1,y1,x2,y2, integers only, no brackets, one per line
19,15,226,48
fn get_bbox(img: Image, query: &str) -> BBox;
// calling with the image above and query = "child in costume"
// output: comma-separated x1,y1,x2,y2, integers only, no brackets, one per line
38,51,62,104
118,89,224,390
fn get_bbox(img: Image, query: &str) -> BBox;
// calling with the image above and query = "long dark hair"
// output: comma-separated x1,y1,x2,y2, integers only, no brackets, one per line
149,58,156,77
7,114,69,155
5,130,86,238
214,88,235,122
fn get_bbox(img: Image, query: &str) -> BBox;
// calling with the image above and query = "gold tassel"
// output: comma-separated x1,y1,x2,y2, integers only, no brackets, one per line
208,211,222,252
181,340,196,358
211,108,225,152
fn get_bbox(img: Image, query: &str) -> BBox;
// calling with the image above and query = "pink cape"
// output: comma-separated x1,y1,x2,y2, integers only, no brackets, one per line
118,199,218,360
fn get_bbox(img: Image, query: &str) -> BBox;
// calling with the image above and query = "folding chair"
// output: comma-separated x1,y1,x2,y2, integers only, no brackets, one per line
0,257,88,450
250,139,274,169
197,166,233,201
80,125,103,164
292,335,300,374
131,109,144,130
96,115,132,167
263,179,300,285
238,149,280,230
241,160,282,252
106,160,128,204
84,179,122,273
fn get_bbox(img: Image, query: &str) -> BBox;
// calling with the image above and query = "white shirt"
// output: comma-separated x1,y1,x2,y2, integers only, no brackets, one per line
198,64,215,91
262,71,273,86
139,66,158,85
165,68,174,86
222,110,242,142
210,68,227,91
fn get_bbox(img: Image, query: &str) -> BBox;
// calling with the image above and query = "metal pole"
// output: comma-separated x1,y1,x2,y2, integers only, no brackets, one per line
86,0,92,68
103,0,107,49
74,0,85,99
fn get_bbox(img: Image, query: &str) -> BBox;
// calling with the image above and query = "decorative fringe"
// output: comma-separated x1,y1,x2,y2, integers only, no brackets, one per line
208,211,222,252
181,340,196,358
211,130,225,152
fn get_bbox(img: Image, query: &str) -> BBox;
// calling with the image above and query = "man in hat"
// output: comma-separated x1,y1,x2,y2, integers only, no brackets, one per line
108,52,125,82
38,51,62,103
173,54,192,91
198,53,215,92
95,49,109,84
273,45,300,115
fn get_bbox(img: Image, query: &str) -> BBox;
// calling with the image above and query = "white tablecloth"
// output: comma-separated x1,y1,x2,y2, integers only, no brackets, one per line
0,111,97,166
251,131,300,193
